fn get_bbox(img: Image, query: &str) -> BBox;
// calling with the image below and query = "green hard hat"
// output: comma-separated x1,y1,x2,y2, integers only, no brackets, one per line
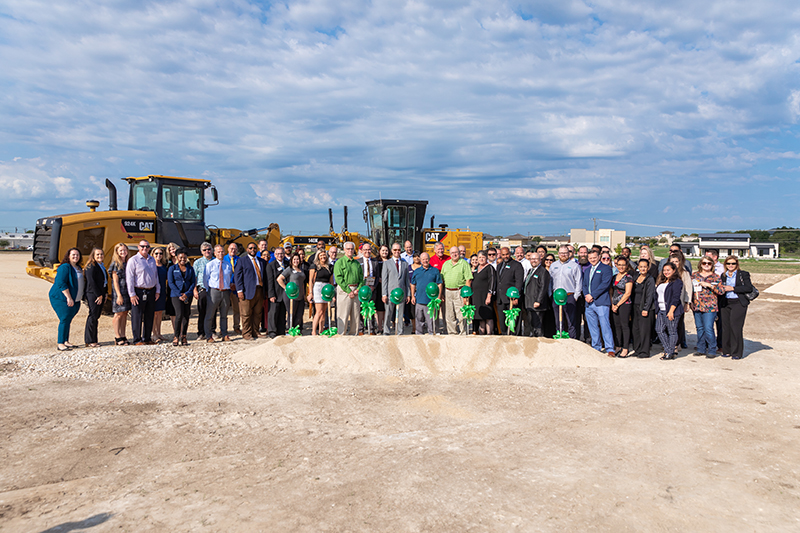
321,284,335,302
553,288,568,305
425,282,439,299
390,287,404,304
506,286,520,299
285,282,299,299
459,286,473,298
358,285,373,302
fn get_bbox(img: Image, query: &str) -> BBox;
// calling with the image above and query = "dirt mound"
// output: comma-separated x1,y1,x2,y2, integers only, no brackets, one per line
763,273,800,297
231,335,614,375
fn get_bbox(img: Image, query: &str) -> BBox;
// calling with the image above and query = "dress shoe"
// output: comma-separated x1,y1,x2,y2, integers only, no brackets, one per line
235,328,243,335
732,355,743,360
207,338,215,343
135,341,145,346
223,336,232,342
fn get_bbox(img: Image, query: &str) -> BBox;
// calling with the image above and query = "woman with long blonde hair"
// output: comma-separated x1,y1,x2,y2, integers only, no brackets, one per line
109,243,131,345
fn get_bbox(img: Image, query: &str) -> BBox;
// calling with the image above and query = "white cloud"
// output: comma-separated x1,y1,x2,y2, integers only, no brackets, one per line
1,0,799,233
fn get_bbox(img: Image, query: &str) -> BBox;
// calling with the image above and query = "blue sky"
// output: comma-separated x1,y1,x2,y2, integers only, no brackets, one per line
1,0,799,237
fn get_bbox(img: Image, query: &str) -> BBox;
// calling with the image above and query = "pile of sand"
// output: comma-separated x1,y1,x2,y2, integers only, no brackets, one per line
763,273,800,297
231,335,614,375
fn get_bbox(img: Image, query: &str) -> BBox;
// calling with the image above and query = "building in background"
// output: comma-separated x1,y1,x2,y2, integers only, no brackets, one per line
679,234,779,258
570,228,626,251
539,235,570,252
0,232,34,249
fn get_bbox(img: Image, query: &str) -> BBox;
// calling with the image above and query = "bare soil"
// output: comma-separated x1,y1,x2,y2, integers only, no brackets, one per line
2,253,800,532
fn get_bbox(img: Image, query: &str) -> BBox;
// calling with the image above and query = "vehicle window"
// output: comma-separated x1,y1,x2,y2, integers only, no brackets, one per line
131,181,158,211
161,184,203,221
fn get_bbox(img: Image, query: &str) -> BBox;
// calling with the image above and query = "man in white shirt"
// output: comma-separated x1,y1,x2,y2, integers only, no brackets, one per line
204,245,234,342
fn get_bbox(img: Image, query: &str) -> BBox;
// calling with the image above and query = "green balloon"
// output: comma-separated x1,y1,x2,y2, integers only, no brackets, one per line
285,281,299,299
460,286,473,298
425,282,439,299
358,285,373,302
390,287,404,305
321,284,335,302
506,286,520,299
553,288,567,306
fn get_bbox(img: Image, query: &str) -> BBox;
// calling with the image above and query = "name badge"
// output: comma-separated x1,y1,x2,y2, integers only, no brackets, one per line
366,276,375,287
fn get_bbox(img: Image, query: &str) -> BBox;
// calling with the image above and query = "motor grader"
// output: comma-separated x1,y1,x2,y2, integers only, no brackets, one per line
26,175,281,282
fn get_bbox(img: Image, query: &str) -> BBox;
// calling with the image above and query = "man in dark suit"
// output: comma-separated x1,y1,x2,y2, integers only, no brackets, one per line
523,253,550,337
266,246,289,338
582,249,614,355
235,242,267,340
358,242,380,334
496,247,525,335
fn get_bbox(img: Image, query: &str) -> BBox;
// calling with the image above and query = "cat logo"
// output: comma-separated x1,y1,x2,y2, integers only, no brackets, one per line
425,231,448,243
122,219,155,233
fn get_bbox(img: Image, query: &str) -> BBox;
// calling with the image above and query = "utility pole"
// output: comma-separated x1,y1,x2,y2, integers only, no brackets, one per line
592,218,597,246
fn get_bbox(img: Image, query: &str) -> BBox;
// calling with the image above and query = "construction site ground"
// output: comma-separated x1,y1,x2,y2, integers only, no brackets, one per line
2,252,800,532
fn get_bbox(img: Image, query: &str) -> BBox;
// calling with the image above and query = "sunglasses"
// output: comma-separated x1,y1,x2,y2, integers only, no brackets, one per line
153,252,163,255
725,262,737,266
544,258,554,262
138,244,150,249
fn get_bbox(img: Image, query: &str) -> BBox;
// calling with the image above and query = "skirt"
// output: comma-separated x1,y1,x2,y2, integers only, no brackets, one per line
111,287,131,313
312,281,327,302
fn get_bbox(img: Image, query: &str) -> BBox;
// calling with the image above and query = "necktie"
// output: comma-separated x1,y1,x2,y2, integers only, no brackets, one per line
396,259,400,273
218,260,224,290
253,257,262,286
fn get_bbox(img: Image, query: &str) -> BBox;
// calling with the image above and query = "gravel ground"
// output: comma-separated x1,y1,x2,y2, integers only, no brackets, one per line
3,341,275,387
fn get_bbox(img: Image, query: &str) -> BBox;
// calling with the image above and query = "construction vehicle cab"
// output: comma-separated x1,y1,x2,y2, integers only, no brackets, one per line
363,200,428,253
125,175,217,252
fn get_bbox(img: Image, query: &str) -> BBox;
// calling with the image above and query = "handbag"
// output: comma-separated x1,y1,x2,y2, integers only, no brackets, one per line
745,286,759,301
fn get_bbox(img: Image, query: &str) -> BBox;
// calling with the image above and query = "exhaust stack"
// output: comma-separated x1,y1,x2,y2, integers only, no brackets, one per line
105,179,118,211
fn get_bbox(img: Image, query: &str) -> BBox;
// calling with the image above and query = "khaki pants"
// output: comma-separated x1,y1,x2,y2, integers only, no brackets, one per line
239,286,264,339
229,291,240,331
444,289,465,335
336,286,361,335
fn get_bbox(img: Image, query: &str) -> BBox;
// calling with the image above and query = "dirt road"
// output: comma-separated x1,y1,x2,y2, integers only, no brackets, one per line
2,253,800,531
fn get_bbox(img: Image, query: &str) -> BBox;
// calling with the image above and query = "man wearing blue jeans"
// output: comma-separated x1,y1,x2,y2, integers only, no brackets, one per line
582,250,615,357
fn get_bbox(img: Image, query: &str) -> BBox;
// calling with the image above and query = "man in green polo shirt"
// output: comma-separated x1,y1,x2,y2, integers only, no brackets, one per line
333,241,364,335
440,246,473,334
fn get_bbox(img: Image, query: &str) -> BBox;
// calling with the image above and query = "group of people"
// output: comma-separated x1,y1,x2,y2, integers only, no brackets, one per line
48,237,755,360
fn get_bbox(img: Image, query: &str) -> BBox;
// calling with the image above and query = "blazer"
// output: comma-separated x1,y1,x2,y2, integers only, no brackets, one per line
496,260,524,304
658,279,684,316
266,258,289,301
523,264,550,310
167,263,197,298
84,263,107,302
633,275,656,312
49,262,79,302
234,253,267,300
582,262,614,307
382,257,410,297
718,269,754,308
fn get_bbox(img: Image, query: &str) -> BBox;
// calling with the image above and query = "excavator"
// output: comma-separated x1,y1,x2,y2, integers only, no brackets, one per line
26,175,281,282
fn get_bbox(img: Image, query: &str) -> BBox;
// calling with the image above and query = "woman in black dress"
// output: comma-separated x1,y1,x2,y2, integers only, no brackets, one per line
471,250,496,335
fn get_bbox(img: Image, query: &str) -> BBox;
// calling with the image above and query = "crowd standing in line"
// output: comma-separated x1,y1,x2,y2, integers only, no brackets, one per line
48,237,756,361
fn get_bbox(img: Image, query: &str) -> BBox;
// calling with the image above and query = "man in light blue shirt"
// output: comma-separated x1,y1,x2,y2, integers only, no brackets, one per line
203,245,234,342
193,242,214,339
549,245,583,338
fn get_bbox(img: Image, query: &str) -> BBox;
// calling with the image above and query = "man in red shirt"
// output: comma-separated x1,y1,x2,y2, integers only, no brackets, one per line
428,242,450,271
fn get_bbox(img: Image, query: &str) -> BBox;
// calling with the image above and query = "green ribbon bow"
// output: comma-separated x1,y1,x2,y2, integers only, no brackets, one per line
361,300,376,327
287,326,301,337
427,297,442,319
321,327,338,337
460,304,476,322
503,308,521,333
552,330,570,339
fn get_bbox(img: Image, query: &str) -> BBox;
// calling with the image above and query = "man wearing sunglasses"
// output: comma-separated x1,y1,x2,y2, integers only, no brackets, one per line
126,240,160,345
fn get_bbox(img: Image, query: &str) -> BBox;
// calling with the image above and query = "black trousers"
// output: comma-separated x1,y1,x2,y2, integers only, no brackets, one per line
196,289,216,337
84,295,105,344
130,287,156,343
612,303,632,349
677,313,687,348
631,307,653,356
526,307,545,337
172,296,192,338
720,299,747,358
268,299,287,337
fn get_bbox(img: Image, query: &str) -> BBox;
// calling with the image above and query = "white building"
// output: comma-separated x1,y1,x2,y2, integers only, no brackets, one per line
678,234,779,258
570,228,627,251
0,232,34,249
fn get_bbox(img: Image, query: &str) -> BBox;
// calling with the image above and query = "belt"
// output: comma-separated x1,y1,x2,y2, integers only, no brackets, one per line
136,286,155,290
446,287,459,290
566,292,574,296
